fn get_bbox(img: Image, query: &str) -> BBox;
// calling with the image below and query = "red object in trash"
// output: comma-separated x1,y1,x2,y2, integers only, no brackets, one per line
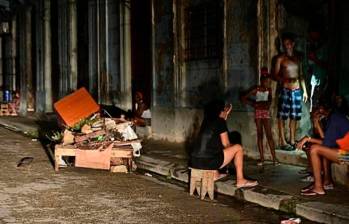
75,143,113,170
53,87,100,127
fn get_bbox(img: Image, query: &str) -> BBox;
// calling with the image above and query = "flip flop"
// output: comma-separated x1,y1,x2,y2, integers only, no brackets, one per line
279,144,294,151
236,180,258,189
301,184,314,193
301,189,325,196
298,168,311,175
324,184,334,190
273,160,281,166
214,173,228,181
257,161,264,166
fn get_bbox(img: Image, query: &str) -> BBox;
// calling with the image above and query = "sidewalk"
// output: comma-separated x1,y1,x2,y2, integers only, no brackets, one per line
0,116,349,224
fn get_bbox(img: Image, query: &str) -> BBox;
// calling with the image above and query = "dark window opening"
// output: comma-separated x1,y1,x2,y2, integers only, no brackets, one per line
184,2,223,61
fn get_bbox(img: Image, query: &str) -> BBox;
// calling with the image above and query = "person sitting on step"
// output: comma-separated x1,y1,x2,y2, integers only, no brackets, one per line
189,99,258,188
296,96,349,195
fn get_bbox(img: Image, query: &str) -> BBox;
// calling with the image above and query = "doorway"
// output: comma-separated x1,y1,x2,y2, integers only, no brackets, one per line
130,0,152,111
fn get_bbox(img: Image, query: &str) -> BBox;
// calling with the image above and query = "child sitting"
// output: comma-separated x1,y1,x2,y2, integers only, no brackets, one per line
242,67,279,166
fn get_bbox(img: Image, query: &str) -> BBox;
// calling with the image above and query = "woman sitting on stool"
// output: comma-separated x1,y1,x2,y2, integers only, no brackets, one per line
190,100,258,188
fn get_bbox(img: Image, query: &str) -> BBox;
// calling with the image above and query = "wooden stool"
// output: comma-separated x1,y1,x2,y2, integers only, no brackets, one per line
189,168,215,200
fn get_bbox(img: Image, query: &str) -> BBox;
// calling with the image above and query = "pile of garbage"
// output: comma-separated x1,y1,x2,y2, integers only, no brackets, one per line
50,87,142,157
51,114,141,157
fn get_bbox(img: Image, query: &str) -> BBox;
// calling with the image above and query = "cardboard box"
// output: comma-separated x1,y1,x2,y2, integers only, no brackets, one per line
54,87,100,127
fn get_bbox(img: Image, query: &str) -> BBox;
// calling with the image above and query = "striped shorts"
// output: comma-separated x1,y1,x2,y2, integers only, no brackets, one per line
277,88,302,120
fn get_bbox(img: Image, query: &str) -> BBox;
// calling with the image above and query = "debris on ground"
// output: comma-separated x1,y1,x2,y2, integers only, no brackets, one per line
17,157,34,167
280,217,301,224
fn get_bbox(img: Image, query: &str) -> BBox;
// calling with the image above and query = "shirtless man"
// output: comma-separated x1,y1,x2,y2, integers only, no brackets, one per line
274,33,308,150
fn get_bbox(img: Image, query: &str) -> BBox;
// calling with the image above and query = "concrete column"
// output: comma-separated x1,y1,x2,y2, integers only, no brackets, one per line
257,0,264,76
88,0,98,97
2,34,12,91
223,0,228,90
268,0,278,63
119,1,132,109
68,0,78,91
18,8,26,115
44,0,53,112
11,16,16,91
257,0,278,73
0,36,2,98
25,6,34,112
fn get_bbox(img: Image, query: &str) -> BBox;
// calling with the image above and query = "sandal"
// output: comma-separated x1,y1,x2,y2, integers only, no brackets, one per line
236,180,258,189
257,161,264,166
324,184,334,190
301,184,314,193
279,144,294,151
273,160,281,166
298,168,311,175
214,173,228,181
301,189,325,196
300,175,314,182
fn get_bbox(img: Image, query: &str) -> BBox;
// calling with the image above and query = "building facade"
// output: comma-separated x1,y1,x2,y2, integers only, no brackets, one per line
0,0,348,159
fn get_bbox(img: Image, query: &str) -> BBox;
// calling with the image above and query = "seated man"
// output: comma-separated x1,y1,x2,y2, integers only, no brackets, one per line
133,91,151,126
297,101,349,195
190,100,258,188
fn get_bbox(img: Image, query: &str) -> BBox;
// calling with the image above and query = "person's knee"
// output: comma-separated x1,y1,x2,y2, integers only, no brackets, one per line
310,145,320,156
234,144,243,154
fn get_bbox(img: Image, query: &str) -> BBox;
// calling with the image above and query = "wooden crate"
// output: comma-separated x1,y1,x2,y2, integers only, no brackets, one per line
54,144,133,172
0,103,9,116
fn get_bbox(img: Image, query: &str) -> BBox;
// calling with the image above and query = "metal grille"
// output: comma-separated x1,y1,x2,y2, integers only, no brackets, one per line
184,2,223,61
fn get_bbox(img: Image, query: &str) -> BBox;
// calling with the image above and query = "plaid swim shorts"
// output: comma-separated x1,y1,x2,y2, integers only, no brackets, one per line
277,88,302,120
255,109,270,119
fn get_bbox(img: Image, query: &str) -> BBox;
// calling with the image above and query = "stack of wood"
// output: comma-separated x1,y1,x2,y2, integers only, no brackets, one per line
61,117,133,148
0,102,19,116
55,116,139,172
0,103,9,116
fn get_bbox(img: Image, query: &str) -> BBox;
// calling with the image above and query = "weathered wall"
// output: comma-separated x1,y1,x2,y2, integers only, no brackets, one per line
224,0,259,155
225,0,258,108
87,0,131,109
181,0,224,107
151,0,261,158
338,1,349,99
152,0,175,107
151,0,176,140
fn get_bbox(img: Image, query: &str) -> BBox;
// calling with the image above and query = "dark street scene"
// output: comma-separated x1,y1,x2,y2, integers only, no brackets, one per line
0,0,348,223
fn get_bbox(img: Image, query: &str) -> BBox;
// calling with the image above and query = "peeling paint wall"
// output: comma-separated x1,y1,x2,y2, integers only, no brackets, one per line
225,0,258,110
180,0,224,107
224,0,259,155
338,1,349,98
151,0,260,144
153,0,175,107
87,0,130,108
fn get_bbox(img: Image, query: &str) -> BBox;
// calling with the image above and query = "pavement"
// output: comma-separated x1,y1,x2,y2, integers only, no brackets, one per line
0,115,349,224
